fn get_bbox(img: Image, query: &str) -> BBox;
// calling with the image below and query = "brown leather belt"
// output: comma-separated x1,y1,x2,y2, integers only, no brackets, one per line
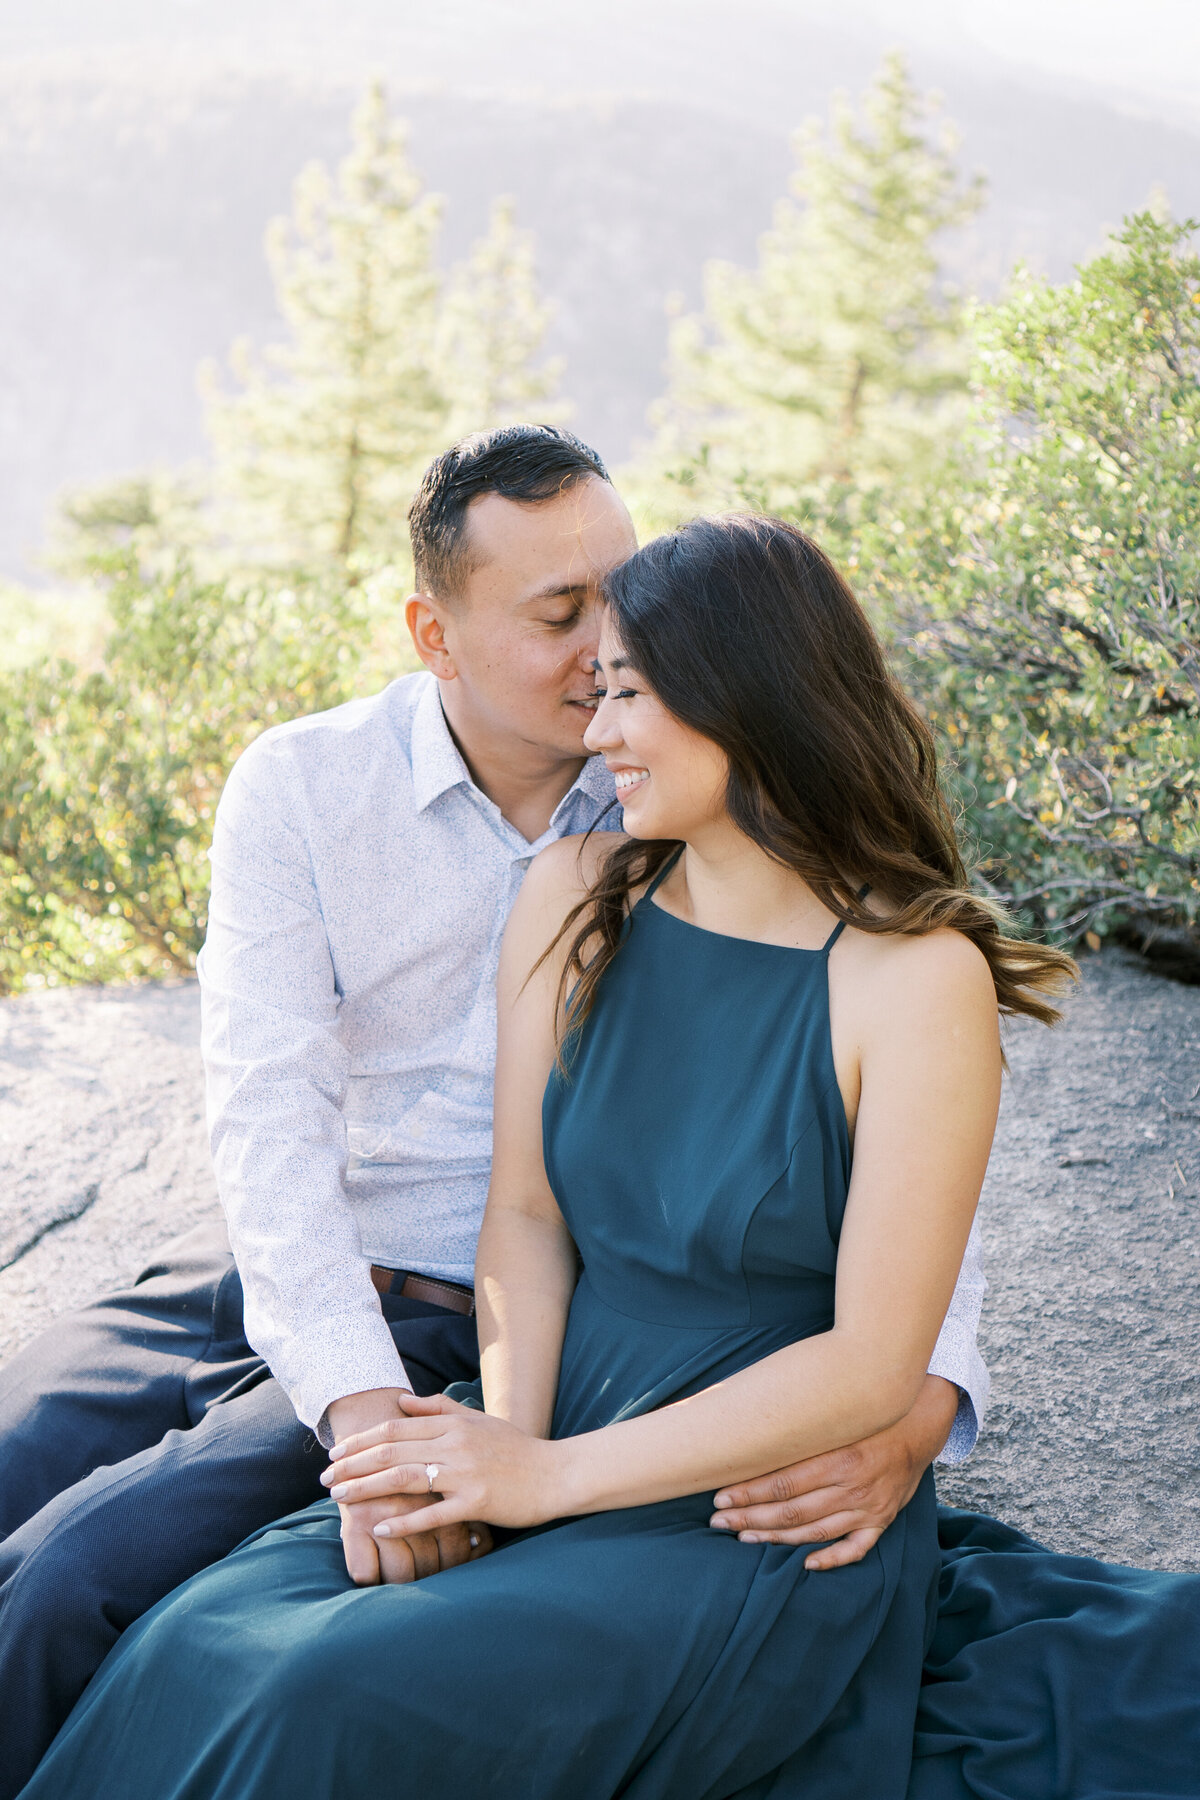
370,1265,476,1317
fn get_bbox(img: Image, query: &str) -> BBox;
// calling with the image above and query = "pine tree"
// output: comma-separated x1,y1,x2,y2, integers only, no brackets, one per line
439,197,563,439
202,85,560,574
202,84,446,569
641,55,983,527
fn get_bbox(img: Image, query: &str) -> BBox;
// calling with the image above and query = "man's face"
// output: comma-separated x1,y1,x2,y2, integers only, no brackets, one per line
411,477,638,763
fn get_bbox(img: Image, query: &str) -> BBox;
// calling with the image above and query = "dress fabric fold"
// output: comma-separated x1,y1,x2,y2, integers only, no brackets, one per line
17,887,1200,1798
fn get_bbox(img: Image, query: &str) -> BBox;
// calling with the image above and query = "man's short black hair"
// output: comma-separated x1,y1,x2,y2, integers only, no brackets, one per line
408,423,611,598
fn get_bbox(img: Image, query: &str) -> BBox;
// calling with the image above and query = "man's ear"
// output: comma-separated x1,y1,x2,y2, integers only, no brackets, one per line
405,594,458,681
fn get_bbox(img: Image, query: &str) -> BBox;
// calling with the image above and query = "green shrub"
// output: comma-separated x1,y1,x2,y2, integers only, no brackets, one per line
0,556,403,991
865,213,1200,961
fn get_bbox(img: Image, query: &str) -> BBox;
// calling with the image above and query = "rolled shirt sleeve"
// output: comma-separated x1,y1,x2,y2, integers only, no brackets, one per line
927,1218,989,1465
198,732,411,1434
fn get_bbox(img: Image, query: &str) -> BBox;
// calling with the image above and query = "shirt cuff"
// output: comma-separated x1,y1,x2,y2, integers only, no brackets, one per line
262,1310,414,1447
934,1385,978,1466
927,1323,990,1466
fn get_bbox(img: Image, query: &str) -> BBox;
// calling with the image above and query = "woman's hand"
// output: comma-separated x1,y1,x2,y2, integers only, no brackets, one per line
321,1391,568,1539
324,1387,494,1583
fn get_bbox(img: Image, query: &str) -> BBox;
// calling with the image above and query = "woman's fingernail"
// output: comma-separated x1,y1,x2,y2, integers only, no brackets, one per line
713,1494,730,1509
373,1523,391,1539
329,1444,346,1461
329,1483,350,1501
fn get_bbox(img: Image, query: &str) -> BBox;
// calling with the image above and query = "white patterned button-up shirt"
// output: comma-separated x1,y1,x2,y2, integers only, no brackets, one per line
199,670,989,1453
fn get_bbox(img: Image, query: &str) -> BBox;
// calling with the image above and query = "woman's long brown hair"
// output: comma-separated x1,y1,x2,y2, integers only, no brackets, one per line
550,513,1075,1053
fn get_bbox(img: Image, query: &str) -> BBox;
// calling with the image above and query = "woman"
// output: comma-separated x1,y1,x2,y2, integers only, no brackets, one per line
17,518,1192,1799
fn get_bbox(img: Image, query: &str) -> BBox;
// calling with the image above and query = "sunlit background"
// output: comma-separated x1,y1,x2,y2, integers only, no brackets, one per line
1,0,1197,993
2,0,1198,578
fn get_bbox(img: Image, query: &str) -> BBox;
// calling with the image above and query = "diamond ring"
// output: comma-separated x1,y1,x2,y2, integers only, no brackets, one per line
424,1462,440,1494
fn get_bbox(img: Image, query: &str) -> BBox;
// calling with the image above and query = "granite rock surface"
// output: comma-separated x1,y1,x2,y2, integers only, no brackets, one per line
1,953,1197,1568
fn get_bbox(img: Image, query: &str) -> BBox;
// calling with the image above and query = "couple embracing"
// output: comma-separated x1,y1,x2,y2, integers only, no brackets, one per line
3,427,1197,1798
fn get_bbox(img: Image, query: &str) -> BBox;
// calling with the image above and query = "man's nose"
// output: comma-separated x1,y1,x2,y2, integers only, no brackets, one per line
573,600,602,670
575,632,600,673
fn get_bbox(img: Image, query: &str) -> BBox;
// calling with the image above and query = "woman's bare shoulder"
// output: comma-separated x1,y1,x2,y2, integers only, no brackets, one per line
505,832,630,957
525,830,629,900
846,921,997,1022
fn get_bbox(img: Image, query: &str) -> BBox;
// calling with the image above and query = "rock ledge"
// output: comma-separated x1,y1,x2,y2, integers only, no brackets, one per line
2,953,1198,1568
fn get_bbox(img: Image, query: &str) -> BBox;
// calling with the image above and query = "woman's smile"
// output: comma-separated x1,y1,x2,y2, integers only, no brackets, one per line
612,766,649,796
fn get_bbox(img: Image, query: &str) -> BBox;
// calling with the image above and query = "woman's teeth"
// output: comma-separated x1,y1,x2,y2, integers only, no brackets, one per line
615,769,649,793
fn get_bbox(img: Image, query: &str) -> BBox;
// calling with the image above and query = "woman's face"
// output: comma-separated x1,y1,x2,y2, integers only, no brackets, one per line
584,611,731,842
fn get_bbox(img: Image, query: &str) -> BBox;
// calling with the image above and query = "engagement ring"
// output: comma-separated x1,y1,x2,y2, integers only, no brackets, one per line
424,1462,439,1493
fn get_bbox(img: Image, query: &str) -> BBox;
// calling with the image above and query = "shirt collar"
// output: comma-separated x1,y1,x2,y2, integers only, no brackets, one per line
410,674,472,813
563,748,618,818
409,671,618,825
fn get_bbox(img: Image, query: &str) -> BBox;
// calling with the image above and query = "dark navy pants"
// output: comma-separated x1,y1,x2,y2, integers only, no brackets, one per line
0,1221,480,1800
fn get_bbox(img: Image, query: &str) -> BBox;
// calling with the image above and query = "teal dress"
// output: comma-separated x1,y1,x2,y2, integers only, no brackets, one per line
21,875,1200,1798
18,874,942,1800
908,1505,1200,1799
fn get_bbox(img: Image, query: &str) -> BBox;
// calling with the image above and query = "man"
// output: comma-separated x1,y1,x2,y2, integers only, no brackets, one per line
0,425,987,1795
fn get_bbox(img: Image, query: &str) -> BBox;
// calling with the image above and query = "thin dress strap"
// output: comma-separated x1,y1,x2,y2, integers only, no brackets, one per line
822,884,871,955
641,845,684,905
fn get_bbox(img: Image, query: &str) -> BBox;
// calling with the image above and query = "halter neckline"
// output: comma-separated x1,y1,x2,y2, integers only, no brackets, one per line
638,847,864,957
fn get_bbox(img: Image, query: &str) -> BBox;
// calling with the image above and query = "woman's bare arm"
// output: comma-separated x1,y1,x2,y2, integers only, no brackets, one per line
470,834,610,1438
328,907,1001,1533
551,926,1002,1513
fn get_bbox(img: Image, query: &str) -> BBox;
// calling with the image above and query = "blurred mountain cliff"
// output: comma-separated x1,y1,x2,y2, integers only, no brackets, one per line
1,0,1199,578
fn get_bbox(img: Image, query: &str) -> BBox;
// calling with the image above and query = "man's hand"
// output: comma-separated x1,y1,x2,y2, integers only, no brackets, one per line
322,1391,563,1538
336,1490,492,1584
709,1374,960,1571
325,1389,492,1585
